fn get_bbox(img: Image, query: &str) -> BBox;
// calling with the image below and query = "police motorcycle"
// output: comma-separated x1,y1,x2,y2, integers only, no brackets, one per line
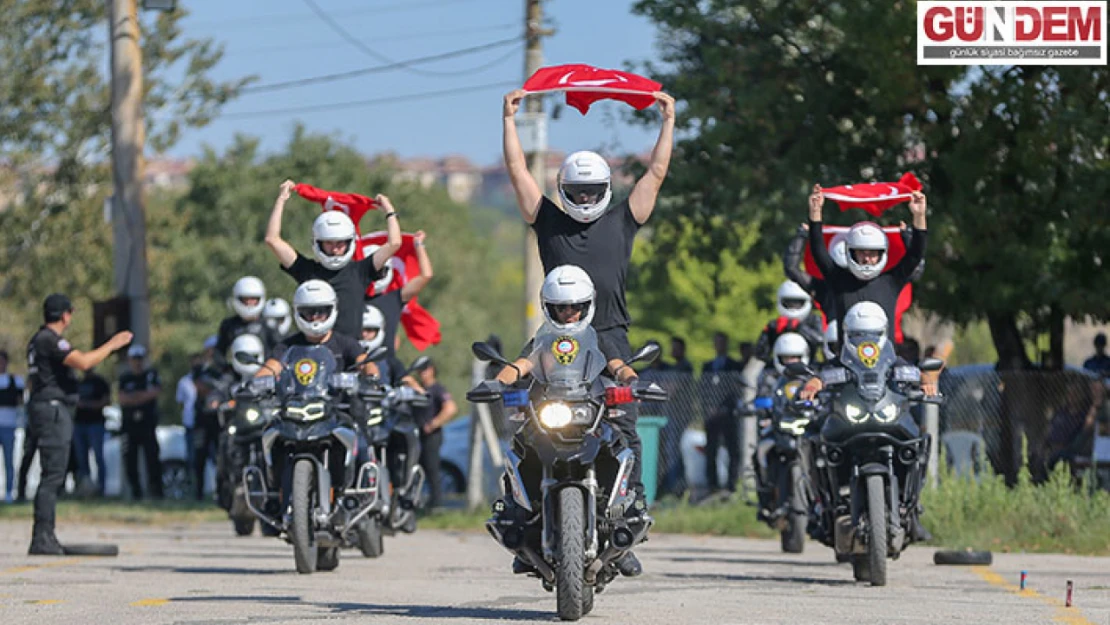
233,344,388,574
468,337,667,622
348,356,432,557
797,322,943,586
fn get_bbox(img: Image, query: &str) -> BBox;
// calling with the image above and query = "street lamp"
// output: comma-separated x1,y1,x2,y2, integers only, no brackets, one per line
141,0,176,11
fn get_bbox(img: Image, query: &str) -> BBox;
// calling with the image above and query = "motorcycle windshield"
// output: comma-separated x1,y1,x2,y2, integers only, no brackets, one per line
527,327,607,398
841,338,896,401
277,345,339,399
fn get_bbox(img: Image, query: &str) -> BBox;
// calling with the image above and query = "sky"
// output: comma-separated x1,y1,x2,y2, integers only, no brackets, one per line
166,0,665,167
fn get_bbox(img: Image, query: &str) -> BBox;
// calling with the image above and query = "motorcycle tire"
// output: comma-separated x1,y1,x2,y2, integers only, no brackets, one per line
292,459,318,574
865,474,888,587
260,522,281,537
933,549,993,566
233,518,255,537
61,543,119,557
781,464,806,554
316,546,340,572
357,518,384,558
851,555,870,582
556,488,586,622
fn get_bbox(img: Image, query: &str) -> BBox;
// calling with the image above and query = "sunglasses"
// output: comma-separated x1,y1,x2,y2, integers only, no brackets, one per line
552,303,589,313
563,183,607,200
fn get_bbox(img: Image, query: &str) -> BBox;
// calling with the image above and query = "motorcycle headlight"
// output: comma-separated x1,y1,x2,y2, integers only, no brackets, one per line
844,403,868,424
286,401,327,422
245,408,261,423
875,402,900,423
539,402,573,429
779,419,810,436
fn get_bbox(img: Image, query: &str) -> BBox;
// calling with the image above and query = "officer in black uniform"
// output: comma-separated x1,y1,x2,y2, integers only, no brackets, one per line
26,294,131,555
118,344,164,499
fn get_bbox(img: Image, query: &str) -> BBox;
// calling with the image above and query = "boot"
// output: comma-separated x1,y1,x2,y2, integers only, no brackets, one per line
28,530,65,556
615,551,642,577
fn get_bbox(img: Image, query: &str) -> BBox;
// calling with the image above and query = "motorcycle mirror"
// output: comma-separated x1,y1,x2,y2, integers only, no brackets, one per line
408,355,432,374
234,350,263,366
364,345,388,363
626,340,662,366
472,341,511,366
784,361,814,378
919,357,945,373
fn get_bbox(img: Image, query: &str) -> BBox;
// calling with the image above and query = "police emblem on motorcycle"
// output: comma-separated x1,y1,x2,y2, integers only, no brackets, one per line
551,336,580,365
294,359,318,385
857,342,880,369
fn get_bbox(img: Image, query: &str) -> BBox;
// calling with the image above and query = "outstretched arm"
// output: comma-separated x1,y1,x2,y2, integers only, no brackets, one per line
496,358,534,384
265,180,299,269
628,92,676,225
608,358,639,384
502,89,543,224
784,224,815,292
891,193,929,284
371,194,403,270
401,231,432,303
63,331,133,372
807,185,838,276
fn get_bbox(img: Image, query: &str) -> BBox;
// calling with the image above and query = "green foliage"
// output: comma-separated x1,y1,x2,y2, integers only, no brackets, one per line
629,216,783,365
948,320,999,367
0,499,227,525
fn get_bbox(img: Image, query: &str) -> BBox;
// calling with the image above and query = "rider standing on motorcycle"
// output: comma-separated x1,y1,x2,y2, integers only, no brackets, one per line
214,276,283,371
492,265,644,577
807,186,928,339
754,281,825,363
502,88,675,531
265,179,402,340
364,230,434,358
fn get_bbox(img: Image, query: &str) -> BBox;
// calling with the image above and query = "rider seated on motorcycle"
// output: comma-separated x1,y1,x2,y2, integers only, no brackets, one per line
214,276,284,372
753,332,811,517
754,281,825,364
491,265,645,579
204,333,267,508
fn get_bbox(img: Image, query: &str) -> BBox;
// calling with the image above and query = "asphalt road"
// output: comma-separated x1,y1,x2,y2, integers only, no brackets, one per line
1,520,1108,625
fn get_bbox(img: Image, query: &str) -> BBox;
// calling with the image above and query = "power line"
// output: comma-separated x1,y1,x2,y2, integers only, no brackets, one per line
186,0,470,29
240,36,521,94
218,80,518,119
222,23,517,57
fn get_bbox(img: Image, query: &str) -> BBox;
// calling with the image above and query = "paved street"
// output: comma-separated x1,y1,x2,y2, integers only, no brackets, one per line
1,521,1108,624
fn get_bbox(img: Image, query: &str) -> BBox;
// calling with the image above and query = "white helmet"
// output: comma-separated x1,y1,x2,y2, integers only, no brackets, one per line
557,151,612,224
230,276,266,321
263,298,292,336
312,212,357,271
829,231,849,268
841,302,888,360
772,332,810,375
229,334,265,379
363,244,395,293
776,281,812,321
360,304,385,351
540,265,595,334
823,320,839,361
845,222,888,281
293,280,338,338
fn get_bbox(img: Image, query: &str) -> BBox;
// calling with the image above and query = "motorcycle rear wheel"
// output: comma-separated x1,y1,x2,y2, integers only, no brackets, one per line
232,518,255,537
781,463,806,554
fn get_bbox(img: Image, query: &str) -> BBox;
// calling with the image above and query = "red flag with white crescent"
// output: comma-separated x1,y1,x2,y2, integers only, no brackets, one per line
299,183,378,260
360,231,441,350
821,173,922,217
523,64,662,115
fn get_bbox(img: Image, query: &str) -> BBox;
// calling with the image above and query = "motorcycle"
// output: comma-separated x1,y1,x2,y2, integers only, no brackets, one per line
234,345,386,574
748,375,818,554
796,346,943,586
467,336,667,622
212,376,277,537
350,356,432,557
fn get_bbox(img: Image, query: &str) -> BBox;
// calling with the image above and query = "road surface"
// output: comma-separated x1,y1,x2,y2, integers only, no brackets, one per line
1,520,1107,624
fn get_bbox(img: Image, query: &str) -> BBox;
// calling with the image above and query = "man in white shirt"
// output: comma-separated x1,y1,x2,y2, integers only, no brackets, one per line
0,350,26,503
176,353,201,477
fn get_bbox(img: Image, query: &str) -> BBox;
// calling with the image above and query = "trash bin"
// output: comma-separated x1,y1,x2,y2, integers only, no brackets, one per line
635,416,668,505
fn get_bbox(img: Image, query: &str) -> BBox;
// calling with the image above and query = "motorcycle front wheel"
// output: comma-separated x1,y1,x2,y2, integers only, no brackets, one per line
292,459,319,574
556,488,587,622
865,474,888,586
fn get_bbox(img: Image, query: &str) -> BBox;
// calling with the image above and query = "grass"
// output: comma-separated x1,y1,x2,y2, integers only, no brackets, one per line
0,499,228,525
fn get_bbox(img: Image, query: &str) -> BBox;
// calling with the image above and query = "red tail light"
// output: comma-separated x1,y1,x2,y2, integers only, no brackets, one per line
605,386,634,406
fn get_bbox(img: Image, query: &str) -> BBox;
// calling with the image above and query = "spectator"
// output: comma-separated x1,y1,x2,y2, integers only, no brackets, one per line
415,359,457,511
0,350,25,503
702,332,742,374
738,341,755,370
118,344,163,499
701,332,743,498
73,367,111,496
669,336,694,373
1083,333,1110,379
176,353,202,478
898,337,922,365
1042,380,1101,475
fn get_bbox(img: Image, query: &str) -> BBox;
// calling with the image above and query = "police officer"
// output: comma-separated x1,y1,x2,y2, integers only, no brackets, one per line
26,294,131,554
118,344,164,499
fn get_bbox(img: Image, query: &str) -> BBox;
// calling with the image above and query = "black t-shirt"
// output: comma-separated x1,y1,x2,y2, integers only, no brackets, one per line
282,253,384,339
214,316,283,368
272,331,365,373
119,368,162,424
532,197,641,330
75,372,112,425
418,381,452,429
366,289,403,358
27,326,78,403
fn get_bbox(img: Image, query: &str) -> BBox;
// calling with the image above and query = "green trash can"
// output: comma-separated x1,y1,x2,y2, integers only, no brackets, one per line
635,416,668,505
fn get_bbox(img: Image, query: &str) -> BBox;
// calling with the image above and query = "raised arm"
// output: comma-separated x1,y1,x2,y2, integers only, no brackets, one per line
63,331,133,372
807,184,838,276
628,92,676,224
783,224,815,292
890,192,929,284
401,230,432,303
265,180,298,269
371,194,404,270
502,89,543,224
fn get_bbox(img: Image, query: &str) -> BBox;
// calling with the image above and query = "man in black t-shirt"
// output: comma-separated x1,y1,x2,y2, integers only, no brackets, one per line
25,293,131,554
258,281,375,378
118,344,163,500
264,179,403,340
74,367,111,496
413,359,457,511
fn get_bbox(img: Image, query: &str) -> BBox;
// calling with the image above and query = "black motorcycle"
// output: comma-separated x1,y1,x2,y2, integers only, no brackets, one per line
748,376,818,554
234,345,384,574
468,336,666,622
212,377,276,536
797,345,943,586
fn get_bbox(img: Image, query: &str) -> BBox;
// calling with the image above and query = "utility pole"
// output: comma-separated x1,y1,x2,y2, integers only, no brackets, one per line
522,0,553,339
109,0,151,349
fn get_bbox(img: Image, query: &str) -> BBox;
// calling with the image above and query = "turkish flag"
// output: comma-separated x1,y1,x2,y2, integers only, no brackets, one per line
821,173,922,217
360,231,442,351
803,225,913,343
299,183,378,259
523,64,662,115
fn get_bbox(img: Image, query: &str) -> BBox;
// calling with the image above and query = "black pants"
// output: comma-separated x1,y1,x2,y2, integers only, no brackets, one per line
419,428,443,510
193,416,220,501
26,401,74,539
123,420,163,499
704,413,741,492
596,326,645,498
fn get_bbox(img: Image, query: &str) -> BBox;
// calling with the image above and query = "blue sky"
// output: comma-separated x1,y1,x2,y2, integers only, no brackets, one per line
167,0,664,166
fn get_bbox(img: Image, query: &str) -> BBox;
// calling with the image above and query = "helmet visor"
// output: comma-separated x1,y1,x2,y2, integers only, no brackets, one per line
846,329,884,345
781,297,808,310
561,182,608,205
546,301,590,322
318,239,352,257
298,305,334,322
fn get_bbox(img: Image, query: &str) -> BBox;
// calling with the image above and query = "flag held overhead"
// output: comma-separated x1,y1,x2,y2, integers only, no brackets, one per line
821,173,923,217
523,63,662,115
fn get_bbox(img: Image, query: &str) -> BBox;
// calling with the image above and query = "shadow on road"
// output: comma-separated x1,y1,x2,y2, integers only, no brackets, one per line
660,555,844,568
171,596,554,620
662,571,857,587
116,566,291,575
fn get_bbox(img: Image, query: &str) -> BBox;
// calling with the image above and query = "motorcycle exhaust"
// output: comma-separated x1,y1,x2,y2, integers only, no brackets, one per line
611,527,635,549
